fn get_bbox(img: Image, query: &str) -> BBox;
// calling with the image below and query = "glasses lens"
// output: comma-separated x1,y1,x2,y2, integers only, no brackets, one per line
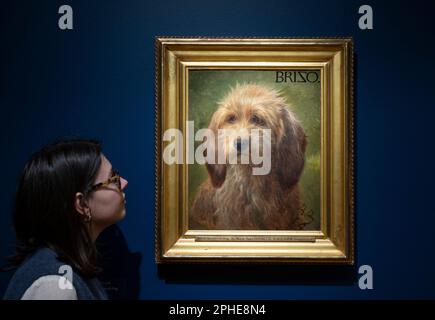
113,170,121,189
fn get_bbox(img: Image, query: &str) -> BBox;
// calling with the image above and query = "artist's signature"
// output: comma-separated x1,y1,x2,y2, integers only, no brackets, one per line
275,71,320,83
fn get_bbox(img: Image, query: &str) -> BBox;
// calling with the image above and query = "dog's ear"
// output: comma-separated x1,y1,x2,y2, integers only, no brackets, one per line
206,162,226,188
204,113,227,188
275,106,307,190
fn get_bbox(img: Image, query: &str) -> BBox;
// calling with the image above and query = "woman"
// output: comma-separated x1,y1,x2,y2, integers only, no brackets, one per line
3,139,128,300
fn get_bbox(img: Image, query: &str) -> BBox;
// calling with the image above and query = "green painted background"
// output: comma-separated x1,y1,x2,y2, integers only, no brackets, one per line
187,70,320,230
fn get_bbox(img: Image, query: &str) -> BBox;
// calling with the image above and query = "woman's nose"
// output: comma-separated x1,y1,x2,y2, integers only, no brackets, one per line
120,177,128,190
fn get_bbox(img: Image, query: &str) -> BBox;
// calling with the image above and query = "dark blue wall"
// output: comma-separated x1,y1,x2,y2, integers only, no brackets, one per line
1,0,435,299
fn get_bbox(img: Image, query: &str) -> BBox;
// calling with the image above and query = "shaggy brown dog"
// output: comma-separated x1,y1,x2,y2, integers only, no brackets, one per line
190,84,307,230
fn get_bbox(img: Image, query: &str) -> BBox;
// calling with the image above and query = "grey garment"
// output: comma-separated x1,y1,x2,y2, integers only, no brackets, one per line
21,275,78,300
3,247,108,300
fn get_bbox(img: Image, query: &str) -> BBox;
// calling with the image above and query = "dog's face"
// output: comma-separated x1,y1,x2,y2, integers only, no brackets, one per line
205,84,307,189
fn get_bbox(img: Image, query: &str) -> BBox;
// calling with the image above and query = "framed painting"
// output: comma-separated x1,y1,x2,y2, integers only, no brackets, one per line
155,37,354,264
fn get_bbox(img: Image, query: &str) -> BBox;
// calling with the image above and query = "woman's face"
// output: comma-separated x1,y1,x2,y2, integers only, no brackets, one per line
88,155,128,228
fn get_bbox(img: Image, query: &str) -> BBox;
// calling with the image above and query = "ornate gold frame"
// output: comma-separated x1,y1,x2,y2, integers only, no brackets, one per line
155,37,354,264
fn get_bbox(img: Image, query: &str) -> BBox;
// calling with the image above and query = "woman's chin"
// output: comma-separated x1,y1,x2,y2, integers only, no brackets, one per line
118,208,126,221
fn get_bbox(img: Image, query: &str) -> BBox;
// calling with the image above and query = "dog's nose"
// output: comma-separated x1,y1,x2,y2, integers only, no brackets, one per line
234,138,248,152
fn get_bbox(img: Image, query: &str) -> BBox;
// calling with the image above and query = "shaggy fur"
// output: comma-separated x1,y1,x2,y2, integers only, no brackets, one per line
190,84,307,230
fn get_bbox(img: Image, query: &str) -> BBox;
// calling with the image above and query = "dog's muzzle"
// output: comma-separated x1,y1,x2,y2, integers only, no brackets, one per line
234,138,249,152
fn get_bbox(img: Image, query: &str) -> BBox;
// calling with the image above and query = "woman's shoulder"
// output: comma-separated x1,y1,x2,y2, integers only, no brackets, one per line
3,247,74,300
13,247,66,276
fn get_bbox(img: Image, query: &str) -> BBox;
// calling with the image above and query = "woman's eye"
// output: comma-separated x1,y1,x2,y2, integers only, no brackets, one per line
226,115,236,123
251,115,265,126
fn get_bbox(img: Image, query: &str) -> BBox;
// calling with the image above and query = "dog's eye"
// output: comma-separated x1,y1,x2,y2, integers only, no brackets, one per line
226,115,237,124
251,115,265,126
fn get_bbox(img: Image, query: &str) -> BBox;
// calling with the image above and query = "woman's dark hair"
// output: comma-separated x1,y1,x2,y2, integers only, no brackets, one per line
6,139,103,277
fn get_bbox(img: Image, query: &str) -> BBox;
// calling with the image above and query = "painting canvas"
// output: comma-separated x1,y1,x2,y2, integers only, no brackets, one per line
188,70,321,231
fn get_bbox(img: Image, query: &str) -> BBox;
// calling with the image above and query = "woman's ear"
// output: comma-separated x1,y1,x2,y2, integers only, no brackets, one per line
275,107,307,190
74,192,90,217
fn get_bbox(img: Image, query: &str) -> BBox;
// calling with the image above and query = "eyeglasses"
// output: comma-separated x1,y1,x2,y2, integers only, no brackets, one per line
90,169,121,192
